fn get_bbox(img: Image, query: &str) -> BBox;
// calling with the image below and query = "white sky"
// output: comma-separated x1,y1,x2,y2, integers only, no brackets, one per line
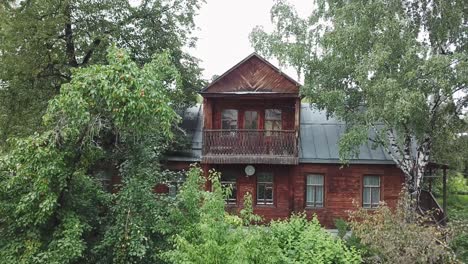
129,0,312,81
190,0,312,81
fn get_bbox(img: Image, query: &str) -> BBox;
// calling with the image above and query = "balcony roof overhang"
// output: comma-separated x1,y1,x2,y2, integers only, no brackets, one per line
199,91,300,98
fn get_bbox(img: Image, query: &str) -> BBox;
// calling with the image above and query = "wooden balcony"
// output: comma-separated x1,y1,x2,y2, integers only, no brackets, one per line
202,129,298,164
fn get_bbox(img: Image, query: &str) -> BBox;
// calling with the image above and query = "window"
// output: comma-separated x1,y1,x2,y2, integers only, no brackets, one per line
221,109,238,129
96,171,112,192
257,172,274,205
221,171,237,205
306,174,324,208
244,111,259,129
265,109,282,134
363,176,380,208
167,171,186,197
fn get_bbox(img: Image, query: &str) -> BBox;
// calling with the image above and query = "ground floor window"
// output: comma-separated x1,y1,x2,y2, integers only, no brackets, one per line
221,171,237,205
363,175,380,208
306,174,324,208
257,172,274,205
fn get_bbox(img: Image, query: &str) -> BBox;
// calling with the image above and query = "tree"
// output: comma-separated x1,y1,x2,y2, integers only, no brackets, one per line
0,47,179,263
0,0,204,147
250,0,467,194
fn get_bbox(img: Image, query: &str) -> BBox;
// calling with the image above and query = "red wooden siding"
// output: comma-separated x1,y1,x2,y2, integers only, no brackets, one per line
163,161,405,228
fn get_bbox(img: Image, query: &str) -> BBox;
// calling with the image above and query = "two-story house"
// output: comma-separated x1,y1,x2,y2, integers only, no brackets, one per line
165,53,443,227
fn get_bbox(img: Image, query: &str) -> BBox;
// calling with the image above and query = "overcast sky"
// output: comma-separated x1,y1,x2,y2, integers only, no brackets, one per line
190,0,312,81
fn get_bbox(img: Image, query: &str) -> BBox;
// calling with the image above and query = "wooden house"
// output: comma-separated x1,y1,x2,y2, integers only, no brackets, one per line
164,53,443,228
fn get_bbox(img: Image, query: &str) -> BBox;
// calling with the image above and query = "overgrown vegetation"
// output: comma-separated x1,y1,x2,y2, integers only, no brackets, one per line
347,191,458,263
164,166,362,264
0,0,204,148
0,47,179,263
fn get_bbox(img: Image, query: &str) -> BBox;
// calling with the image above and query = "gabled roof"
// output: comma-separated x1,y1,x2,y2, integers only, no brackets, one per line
200,53,301,95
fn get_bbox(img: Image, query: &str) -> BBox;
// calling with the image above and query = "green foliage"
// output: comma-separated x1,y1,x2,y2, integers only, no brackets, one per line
0,0,205,147
165,166,361,264
251,0,467,191
95,175,172,264
448,210,468,263
267,214,361,264
348,191,458,263
334,218,348,239
0,47,180,263
239,192,263,225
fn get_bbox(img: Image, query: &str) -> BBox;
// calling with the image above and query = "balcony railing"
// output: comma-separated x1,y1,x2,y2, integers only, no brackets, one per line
202,129,298,164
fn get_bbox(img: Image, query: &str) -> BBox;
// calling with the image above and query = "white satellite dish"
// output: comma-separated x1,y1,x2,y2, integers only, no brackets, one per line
244,165,255,177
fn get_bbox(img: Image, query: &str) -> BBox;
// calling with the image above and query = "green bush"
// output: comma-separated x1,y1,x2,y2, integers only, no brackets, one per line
163,166,362,264
267,214,361,264
334,218,349,239
348,190,458,263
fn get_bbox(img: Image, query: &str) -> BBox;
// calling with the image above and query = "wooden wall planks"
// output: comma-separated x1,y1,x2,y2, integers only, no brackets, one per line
203,56,299,94
164,161,405,228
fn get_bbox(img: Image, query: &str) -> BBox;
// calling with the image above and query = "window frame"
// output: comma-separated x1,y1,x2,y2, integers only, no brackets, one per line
264,109,282,133
256,172,274,205
221,109,239,130
220,171,238,205
305,174,324,208
362,175,381,209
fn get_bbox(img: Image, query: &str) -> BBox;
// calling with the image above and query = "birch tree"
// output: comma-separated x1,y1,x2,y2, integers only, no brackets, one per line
250,0,467,193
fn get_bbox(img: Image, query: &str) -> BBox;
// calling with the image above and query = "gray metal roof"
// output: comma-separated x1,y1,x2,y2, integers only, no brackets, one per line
166,104,394,164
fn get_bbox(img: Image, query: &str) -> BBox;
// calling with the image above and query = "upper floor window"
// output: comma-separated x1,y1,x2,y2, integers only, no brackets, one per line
306,174,324,208
221,171,237,205
257,172,274,205
363,176,380,208
244,110,259,129
265,109,282,131
221,109,238,129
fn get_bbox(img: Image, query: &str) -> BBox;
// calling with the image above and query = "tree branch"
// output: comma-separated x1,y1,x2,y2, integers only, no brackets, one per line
80,38,101,66
64,3,78,67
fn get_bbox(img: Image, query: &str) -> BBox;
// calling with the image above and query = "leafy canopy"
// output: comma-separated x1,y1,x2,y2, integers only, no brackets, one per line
251,0,467,191
0,46,179,263
0,0,204,146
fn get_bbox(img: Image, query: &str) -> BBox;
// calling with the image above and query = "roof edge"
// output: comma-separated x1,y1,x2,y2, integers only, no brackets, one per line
200,52,302,94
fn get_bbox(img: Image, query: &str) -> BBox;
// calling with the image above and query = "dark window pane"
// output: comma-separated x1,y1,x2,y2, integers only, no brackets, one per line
244,111,258,129
265,109,282,134
221,109,238,129
306,174,324,208
221,171,237,205
257,173,274,205
363,176,380,208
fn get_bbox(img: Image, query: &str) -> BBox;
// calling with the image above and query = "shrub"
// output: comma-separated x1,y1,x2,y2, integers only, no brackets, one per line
267,214,361,264
163,166,361,264
334,218,349,239
348,190,458,263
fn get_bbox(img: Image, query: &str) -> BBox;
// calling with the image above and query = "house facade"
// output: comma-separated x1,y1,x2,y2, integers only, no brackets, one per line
165,53,405,228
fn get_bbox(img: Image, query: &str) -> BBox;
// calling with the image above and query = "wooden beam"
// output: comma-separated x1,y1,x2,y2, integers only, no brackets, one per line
203,98,212,129
294,98,300,156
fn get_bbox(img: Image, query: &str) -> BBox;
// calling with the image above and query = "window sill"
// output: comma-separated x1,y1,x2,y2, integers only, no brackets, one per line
305,206,325,210
255,204,275,208
363,207,379,210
